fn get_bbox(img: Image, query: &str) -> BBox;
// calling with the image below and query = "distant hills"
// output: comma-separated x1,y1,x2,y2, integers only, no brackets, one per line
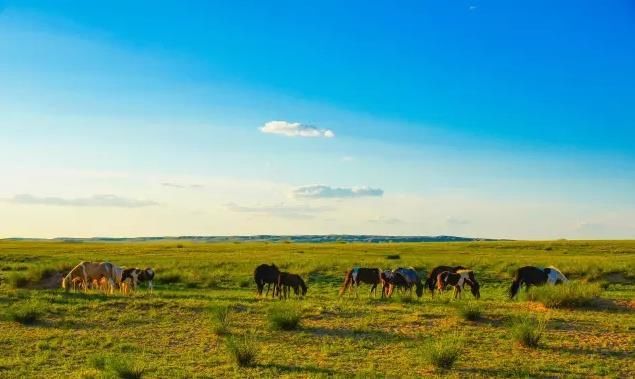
4,235,504,243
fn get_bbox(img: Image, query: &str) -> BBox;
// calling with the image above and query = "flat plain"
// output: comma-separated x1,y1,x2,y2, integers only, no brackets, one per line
0,240,634,378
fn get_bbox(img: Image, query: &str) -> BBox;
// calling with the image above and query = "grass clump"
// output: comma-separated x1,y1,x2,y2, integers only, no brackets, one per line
225,335,257,367
267,303,301,331
510,315,546,348
423,337,461,370
5,272,29,289
210,305,231,335
525,282,602,308
457,302,482,321
386,254,401,260
108,356,145,379
5,302,43,325
88,354,107,370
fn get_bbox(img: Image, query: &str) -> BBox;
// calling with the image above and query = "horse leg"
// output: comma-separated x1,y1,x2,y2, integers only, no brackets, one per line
370,283,377,297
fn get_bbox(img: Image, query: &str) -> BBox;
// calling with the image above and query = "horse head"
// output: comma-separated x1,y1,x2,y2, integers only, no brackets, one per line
470,280,481,299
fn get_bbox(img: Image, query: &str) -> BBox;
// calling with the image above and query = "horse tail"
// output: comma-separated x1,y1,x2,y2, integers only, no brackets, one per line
509,270,522,299
339,270,352,296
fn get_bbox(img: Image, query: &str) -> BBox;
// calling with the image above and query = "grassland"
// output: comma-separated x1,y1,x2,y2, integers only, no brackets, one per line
0,240,634,378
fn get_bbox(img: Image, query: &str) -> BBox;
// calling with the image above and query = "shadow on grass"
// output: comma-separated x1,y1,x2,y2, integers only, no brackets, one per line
258,362,337,375
543,345,632,358
457,366,559,379
303,326,409,341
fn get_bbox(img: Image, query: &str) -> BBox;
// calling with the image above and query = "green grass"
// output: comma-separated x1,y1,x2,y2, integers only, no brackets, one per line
210,305,231,335
510,315,546,348
423,337,461,370
457,301,482,321
267,303,301,331
5,302,43,325
524,281,603,308
0,240,633,377
225,335,257,367
108,356,145,379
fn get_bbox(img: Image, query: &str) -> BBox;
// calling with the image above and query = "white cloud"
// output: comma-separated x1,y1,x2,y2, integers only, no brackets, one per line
341,156,354,162
224,202,330,219
292,185,383,199
260,120,334,138
5,194,158,208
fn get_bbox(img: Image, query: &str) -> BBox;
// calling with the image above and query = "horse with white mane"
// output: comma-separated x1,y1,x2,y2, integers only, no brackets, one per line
61,261,121,294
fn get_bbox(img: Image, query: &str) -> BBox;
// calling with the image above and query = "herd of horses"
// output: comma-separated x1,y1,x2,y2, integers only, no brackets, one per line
61,261,155,294
254,264,569,300
59,261,568,301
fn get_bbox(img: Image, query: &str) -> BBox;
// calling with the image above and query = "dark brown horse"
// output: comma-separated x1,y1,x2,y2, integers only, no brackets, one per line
509,266,548,299
425,265,467,297
380,270,409,297
339,267,381,297
254,263,280,297
277,272,307,299
436,270,480,299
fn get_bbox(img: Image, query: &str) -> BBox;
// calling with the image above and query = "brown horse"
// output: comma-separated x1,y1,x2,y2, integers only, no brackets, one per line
436,270,481,299
277,272,307,299
254,263,280,297
425,265,467,297
339,267,382,297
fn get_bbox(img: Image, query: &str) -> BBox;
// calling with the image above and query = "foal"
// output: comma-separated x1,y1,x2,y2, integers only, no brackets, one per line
436,270,481,299
425,266,467,297
277,272,307,299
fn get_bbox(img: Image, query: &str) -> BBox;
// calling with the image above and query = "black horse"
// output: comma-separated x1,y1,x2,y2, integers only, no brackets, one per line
254,263,280,297
509,266,548,299
425,265,466,297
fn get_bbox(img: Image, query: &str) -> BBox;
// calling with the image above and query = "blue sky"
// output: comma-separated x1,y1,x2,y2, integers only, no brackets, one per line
0,1,634,238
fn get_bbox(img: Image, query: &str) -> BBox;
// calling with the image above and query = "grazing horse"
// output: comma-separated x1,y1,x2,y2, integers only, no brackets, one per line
380,270,409,297
277,272,307,299
436,270,481,299
62,261,118,294
425,266,467,297
509,266,567,299
395,267,424,298
545,266,568,285
339,267,382,297
254,263,280,297
120,267,156,293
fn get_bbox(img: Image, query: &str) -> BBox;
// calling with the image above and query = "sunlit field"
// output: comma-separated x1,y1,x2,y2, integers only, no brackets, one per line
1,240,634,378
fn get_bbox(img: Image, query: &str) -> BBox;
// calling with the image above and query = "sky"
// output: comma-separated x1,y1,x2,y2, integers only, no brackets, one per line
0,1,634,239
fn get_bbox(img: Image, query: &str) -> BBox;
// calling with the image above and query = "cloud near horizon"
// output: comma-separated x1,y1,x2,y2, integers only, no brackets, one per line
292,185,384,199
6,194,158,208
260,120,334,138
